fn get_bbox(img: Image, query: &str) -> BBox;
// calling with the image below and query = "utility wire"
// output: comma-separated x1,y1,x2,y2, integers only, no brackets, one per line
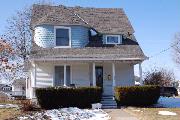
149,40,180,59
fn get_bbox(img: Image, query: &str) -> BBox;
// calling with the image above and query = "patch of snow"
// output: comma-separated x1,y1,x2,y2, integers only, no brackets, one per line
132,109,141,112
155,97,180,108
135,81,140,85
158,111,177,116
92,103,102,109
18,107,111,120
0,104,19,109
18,116,29,120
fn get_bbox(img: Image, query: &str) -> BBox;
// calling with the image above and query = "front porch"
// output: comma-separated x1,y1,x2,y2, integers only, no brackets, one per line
29,60,143,97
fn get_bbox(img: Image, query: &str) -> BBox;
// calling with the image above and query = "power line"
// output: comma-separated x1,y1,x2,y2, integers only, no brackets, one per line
149,40,180,59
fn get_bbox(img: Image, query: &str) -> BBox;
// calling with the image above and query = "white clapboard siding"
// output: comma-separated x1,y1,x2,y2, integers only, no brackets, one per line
115,63,135,86
35,63,53,87
71,64,90,86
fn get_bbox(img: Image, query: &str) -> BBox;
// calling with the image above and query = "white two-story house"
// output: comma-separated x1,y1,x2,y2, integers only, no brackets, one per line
26,4,147,99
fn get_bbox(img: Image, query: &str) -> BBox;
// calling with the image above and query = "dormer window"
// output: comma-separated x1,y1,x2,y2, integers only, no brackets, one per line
106,35,122,44
55,26,71,48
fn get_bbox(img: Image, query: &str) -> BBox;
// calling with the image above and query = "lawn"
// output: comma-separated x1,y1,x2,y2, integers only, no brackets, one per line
0,100,27,120
0,97,179,120
0,108,21,120
122,97,180,120
124,107,180,120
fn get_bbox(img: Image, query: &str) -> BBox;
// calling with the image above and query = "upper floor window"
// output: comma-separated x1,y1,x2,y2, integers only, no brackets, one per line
55,26,71,47
106,35,122,44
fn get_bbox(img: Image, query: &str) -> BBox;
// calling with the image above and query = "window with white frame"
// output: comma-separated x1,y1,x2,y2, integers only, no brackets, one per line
55,26,71,47
106,35,122,44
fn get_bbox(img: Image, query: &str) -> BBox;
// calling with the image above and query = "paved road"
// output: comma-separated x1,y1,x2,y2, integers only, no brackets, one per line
104,109,139,120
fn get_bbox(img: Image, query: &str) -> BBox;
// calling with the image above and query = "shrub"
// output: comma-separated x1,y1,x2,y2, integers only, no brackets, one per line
35,87,102,109
115,85,160,106
20,100,37,111
144,68,175,87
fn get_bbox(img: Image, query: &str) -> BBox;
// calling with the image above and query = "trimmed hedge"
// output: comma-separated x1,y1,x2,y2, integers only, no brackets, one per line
115,85,160,106
35,87,102,109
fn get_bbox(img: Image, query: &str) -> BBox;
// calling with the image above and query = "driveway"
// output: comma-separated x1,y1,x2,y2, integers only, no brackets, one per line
104,109,139,120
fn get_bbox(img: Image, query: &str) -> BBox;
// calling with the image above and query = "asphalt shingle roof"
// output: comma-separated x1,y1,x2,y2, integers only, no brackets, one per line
30,42,147,61
31,4,134,34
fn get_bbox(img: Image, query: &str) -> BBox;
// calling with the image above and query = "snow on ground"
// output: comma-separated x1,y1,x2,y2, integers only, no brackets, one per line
18,107,111,120
132,109,143,112
0,104,19,109
155,97,180,108
158,111,177,116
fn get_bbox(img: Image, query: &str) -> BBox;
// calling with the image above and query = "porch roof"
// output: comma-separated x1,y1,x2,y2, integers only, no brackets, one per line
30,43,147,61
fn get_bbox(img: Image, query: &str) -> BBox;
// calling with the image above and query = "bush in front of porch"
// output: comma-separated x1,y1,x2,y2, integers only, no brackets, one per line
115,85,160,106
35,87,102,109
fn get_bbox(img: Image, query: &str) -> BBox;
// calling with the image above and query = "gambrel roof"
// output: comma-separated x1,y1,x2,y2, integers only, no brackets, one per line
31,4,134,34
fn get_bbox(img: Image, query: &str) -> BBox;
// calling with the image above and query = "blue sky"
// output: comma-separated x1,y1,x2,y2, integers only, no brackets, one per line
0,0,180,79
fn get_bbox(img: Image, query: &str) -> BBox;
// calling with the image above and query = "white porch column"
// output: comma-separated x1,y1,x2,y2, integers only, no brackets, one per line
64,64,67,86
25,76,28,98
70,65,72,84
92,63,96,86
139,62,143,85
32,62,37,88
35,63,37,87
112,63,116,87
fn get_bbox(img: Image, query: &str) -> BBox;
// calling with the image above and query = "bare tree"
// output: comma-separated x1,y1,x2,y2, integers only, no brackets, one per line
172,33,180,66
0,39,13,72
3,7,32,61
0,39,23,83
0,0,54,83
0,7,32,83
144,68,175,87
2,0,54,61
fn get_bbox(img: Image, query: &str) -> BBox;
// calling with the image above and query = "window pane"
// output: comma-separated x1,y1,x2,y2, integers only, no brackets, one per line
107,36,119,43
55,66,71,86
56,28,69,46
55,66,64,86
56,38,69,46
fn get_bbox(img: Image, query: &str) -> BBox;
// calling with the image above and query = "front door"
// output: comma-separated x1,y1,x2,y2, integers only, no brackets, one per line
95,66,103,88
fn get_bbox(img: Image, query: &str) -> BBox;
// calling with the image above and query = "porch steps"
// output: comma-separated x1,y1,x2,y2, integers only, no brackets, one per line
101,95,117,109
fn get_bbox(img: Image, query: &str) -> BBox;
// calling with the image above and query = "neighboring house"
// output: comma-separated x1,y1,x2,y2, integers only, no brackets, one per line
0,91,9,100
178,81,180,94
0,84,12,99
11,78,26,98
26,4,147,99
0,84,12,93
172,80,180,94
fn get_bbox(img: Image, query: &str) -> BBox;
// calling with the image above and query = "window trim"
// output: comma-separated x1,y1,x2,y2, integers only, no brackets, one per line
54,26,71,48
105,35,122,44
